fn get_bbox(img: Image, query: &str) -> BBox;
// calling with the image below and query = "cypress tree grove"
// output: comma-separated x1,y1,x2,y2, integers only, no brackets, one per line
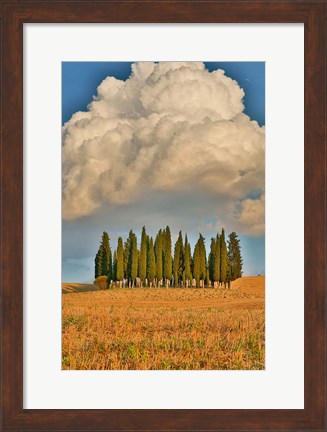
220,228,228,288
147,237,156,287
139,226,147,286
163,226,172,288
116,237,124,285
173,231,184,287
228,232,243,283
93,226,243,289
155,229,163,286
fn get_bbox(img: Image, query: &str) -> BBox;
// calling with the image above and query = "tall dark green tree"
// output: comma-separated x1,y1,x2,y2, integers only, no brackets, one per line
205,266,210,286
213,234,221,284
228,232,243,282
198,234,207,286
193,234,207,287
139,226,147,286
147,237,156,287
112,250,117,282
116,237,124,283
163,226,172,287
127,230,138,287
123,236,131,280
208,237,216,283
193,239,201,287
135,248,140,286
100,231,112,280
155,229,163,286
180,234,186,285
220,228,228,287
94,245,103,279
173,231,184,287
131,239,138,287
184,234,192,287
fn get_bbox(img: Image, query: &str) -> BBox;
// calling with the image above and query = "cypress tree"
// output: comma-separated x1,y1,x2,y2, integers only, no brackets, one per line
228,232,243,282
213,234,221,284
139,226,147,286
191,255,194,280
226,258,232,289
198,234,207,286
173,231,184,287
155,229,163,286
184,234,192,288
220,228,228,288
135,248,140,286
123,236,131,280
126,230,135,286
208,237,216,283
101,231,112,280
138,249,141,280
193,239,201,287
112,250,117,282
128,231,138,287
163,226,172,287
179,233,185,285
147,237,156,287
205,266,210,286
94,245,103,279
116,237,124,284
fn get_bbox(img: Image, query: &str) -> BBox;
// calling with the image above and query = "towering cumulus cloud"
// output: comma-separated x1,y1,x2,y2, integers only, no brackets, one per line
62,62,264,235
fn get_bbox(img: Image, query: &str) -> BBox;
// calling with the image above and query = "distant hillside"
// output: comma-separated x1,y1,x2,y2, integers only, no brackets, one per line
231,276,265,294
62,276,264,295
62,283,99,294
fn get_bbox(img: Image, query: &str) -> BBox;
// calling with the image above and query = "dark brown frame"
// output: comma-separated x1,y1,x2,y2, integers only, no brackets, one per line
1,1,326,431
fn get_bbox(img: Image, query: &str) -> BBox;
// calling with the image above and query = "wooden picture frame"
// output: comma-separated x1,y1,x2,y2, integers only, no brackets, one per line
1,1,326,430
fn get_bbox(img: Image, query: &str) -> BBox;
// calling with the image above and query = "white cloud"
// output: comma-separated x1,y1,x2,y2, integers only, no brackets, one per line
62,61,265,236
235,194,265,236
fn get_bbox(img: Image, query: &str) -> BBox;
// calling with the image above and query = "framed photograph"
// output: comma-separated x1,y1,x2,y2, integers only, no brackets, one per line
1,1,325,431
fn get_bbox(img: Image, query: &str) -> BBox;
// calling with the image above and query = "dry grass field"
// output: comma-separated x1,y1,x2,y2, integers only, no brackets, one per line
62,276,265,370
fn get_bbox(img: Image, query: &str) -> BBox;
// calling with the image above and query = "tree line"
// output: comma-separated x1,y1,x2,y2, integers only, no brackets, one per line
94,226,243,289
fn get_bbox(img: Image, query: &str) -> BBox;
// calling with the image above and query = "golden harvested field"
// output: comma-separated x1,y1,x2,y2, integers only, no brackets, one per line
62,276,265,370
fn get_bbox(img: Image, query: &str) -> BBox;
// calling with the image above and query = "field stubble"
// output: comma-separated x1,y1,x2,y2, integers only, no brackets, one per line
62,276,265,370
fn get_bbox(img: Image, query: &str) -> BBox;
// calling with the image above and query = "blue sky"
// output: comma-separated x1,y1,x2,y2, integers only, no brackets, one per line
62,62,265,282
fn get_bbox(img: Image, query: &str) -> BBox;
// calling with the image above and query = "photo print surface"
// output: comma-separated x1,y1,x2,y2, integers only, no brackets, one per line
62,61,265,370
